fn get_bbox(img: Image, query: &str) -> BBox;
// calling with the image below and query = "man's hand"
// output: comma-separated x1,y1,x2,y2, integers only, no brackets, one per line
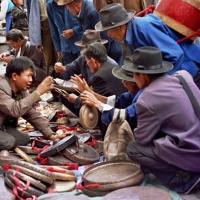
70,74,91,93
49,132,66,140
80,90,101,108
63,93,78,103
0,53,13,62
54,62,66,74
36,46,43,52
35,76,54,96
61,29,75,39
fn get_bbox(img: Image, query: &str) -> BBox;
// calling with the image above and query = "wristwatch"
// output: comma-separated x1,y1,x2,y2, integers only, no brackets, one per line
98,104,104,113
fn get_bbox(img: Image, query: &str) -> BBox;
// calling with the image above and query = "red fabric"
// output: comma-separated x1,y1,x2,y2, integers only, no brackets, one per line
46,166,66,173
37,153,48,165
3,164,11,170
86,136,97,147
76,183,99,190
136,5,155,16
65,163,78,170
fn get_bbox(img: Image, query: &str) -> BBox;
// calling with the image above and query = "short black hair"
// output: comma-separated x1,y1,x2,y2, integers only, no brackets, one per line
6,29,24,42
5,57,36,78
81,42,107,63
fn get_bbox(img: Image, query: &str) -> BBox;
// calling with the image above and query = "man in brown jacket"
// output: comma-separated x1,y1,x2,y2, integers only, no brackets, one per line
0,29,46,86
0,57,66,150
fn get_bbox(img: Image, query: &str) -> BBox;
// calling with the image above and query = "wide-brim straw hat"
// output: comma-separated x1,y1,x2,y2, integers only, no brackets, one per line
95,3,136,31
122,46,173,74
75,30,108,47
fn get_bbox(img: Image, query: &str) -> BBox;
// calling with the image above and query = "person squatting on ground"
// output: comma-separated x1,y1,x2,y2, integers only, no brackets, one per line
0,57,67,150
124,46,200,194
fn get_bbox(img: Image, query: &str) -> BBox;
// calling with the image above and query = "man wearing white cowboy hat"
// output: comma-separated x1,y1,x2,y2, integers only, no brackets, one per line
95,3,200,89
56,0,123,65
124,46,200,194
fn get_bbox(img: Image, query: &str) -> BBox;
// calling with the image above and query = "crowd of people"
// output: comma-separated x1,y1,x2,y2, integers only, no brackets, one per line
0,0,200,195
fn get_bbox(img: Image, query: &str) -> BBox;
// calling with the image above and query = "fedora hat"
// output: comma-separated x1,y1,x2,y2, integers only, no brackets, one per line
122,46,173,74
57,0,74,6
95,3,136,31
75,30,108,47
112,56,135,82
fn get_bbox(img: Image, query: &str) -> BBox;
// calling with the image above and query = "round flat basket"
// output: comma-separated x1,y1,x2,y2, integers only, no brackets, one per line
102,186,172,200
40,134,76,158
83,160,143,185
83,171,143,192
82,187,109,197
79,104,98,129
63,143,100,165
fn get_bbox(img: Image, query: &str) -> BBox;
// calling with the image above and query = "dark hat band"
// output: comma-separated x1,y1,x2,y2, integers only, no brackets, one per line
103,12,128,27
82,39,101,45
137,64,162,70
122,69,133,77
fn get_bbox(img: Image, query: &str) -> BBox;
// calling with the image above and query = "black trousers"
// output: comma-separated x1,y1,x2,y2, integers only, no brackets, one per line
127,140,180,184
0,126,30,150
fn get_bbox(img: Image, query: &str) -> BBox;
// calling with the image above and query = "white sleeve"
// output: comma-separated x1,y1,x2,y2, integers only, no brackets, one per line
106,95,116,107
0,0,8,19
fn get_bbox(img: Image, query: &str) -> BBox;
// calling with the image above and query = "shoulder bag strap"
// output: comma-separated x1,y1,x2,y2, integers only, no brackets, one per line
176,74,200,119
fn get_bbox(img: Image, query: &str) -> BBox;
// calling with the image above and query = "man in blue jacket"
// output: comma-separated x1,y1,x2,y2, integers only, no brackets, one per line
47,0,83,65
95,3,200,88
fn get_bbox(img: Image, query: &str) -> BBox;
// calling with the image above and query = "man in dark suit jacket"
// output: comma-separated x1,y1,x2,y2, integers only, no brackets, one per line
64,42,126,136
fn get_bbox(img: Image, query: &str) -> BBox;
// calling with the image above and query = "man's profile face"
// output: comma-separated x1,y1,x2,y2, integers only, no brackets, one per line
8,38,22,50
13,68,34,92
107,26,126,42
66,2,80,15
85,57,98,73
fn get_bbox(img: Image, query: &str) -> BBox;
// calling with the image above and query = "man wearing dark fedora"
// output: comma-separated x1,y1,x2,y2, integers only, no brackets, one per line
123,46,200,194
95,3,200,89
56,0,123,65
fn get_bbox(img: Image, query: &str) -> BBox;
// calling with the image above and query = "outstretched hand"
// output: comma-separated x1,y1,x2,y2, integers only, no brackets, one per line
70,74,91,93
80,90,101,108
54,62,66,74
35,76,54,96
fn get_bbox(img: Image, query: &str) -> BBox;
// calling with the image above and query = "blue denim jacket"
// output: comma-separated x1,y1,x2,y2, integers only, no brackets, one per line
47,0,82,54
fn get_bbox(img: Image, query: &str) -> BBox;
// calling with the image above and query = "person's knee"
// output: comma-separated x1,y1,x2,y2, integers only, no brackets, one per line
19,134,30,146
0,136,15,150
127,141,139,159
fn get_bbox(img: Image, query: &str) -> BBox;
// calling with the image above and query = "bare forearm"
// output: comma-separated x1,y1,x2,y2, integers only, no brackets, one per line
91,91,107,103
